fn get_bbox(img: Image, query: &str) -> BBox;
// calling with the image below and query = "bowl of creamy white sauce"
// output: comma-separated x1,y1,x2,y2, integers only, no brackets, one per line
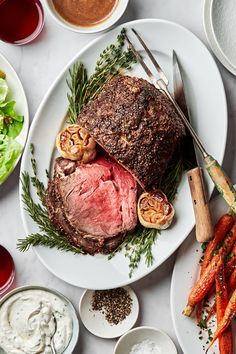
0,286,79,354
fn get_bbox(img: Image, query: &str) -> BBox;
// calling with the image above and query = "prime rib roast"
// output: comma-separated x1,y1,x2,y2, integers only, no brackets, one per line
78,75,185,191
46,75,185,254
46,156,137,254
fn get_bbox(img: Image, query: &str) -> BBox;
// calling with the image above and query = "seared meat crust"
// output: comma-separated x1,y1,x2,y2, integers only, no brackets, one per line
78,75,185,190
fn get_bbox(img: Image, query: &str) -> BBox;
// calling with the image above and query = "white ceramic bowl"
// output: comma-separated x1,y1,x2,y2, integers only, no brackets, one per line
79,286,139,338
0,285,79,354
204,0,236,75
113,326,177,354
44,0,129,34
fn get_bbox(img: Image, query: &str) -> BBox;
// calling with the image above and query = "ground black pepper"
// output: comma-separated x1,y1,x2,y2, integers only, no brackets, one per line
91,288,133,325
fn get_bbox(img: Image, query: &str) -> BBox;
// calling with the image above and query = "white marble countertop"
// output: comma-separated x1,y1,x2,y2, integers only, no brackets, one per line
0,1,236,353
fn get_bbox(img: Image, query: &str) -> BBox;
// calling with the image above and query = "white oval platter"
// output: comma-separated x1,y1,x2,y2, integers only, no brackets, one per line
20,19,227,289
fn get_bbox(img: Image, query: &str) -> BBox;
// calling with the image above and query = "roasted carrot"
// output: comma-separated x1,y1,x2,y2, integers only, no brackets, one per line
207,288,236,352
215,265,233,354
183,222,236,317
206,266,236,322
228,267,236,293
225,242,236,278
201,214,234,275
206,242,236,301
183,257,223,316
196,214,234,321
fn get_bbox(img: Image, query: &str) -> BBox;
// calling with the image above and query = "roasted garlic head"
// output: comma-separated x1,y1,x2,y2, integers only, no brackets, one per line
138,190,175,230
56,124,96,162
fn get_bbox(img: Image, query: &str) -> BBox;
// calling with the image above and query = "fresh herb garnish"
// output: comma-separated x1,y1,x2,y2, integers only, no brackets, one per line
198,318,207,329
225,252,234,262
207,328,213,342
201,242,208,252
67,28,136,124
109,227,157,278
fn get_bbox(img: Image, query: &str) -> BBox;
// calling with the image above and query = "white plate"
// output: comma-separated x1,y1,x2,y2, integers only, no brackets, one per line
0,53,29,184
171,195,236,354
20,19,227,289
204,0,236,75
79,286,139,338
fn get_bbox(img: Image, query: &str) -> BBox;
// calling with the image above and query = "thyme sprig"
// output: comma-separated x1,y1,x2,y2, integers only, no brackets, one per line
109,227,157,278
67,28,136,123
17,145,84,255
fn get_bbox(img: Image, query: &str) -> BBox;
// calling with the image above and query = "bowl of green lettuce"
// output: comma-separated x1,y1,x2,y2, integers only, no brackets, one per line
0,73,25,184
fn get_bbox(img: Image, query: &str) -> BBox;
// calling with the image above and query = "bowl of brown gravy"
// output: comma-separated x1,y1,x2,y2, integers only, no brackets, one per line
45,0,129,33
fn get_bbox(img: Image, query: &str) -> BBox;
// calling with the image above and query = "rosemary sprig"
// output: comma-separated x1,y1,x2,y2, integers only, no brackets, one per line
67,63,88,123
17,146,84,255
67,28,136,124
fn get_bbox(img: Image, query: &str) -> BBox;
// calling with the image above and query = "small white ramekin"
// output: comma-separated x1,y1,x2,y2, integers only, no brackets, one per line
113,326,177,354
44,0,129,34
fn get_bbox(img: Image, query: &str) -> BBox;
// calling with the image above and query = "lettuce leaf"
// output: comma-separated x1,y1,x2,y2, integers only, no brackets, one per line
0,100,24,138
0,134,22,184
0,78,8,103
0,78,24,138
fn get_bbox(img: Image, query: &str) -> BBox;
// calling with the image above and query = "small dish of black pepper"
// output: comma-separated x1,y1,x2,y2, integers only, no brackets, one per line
79,286,139,338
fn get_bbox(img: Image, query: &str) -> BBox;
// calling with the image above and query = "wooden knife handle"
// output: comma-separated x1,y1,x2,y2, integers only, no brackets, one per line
187,167,213,242
204,155,236,213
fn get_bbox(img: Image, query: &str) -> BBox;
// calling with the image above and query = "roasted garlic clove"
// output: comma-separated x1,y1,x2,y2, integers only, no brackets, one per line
138,190,175,230
56,124,96,163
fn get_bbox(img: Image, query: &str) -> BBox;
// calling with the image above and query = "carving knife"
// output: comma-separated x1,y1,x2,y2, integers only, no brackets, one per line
127,29,236,215
172,50,214,242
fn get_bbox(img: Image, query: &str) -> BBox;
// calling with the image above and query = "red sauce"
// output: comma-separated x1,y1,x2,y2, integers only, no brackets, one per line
0,0,44,44
0,245,15,294
52,0,118,27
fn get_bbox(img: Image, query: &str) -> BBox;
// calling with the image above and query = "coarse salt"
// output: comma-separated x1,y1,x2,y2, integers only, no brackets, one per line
129,339,161,354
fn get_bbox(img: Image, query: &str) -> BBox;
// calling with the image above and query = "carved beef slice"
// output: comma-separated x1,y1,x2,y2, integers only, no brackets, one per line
45,157,137,254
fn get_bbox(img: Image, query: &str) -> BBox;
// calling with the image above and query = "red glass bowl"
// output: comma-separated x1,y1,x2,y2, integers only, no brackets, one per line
0,0,44,45
0,245,15,295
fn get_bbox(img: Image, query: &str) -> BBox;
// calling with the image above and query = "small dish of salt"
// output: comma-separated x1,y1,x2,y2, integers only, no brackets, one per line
113,326,177,354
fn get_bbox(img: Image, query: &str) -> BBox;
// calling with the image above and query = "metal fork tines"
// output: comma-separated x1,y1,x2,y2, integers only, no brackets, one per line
131,28,169,86
125,29,207,158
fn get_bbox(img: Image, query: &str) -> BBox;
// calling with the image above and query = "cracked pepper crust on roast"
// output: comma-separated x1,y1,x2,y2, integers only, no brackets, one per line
78,75,185,191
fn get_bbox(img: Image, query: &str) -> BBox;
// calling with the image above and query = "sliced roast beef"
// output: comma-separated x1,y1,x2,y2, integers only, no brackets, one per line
45,156,137,254
77,75,185,191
